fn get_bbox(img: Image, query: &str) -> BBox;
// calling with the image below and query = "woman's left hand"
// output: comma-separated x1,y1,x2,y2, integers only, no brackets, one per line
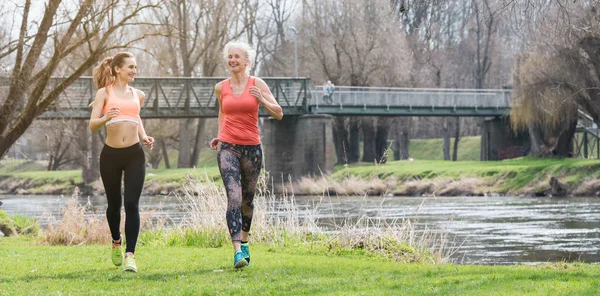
142,135,154,150
249,86,263,104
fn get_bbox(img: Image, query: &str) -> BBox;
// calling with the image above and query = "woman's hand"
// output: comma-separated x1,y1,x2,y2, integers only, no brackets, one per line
104,106,120,122
249,86,264,104
209,138,219,150
142,135,154,150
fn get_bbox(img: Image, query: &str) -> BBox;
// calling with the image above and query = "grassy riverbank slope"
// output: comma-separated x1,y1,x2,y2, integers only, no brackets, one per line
1,135,599,196
292,157,600,197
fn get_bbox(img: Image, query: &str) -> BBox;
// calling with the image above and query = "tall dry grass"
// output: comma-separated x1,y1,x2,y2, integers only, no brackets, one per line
177,172,453,263
175,173,320,246
292,174,392,196
332,217,452,263
44,187,157,246
42,172,453,263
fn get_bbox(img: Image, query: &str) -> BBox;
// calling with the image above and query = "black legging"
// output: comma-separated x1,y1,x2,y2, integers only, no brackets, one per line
100,142,146,253
217,141,262,242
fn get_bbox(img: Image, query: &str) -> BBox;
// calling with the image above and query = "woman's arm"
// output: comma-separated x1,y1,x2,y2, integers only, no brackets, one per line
210,82,223,150
89,88,112,131
136,89,154,149
250,78,283,120
216,83,223,137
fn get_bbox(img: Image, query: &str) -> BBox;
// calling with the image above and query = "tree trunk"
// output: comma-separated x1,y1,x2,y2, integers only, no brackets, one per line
375,118,389,161
90,132,101,181
348,119,360,163
47,154,54,171
394,118,411,160
332,116,348,165
148,137,163,169
189,118,205,167
361,118,376,162
393,125,400,161
80,125,90,183
178,119,191,168
399,131,410,160
452,117,460,161
81,128,100,184
527,124,548,156
554,119,577,157
161,138,171,169
442,118,451,160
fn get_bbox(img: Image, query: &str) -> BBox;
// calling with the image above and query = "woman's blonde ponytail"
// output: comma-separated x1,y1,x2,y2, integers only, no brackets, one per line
93,57,116,89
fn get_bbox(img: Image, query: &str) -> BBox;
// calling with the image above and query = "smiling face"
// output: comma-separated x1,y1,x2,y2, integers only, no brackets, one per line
114,58,137,83
227,47,249,74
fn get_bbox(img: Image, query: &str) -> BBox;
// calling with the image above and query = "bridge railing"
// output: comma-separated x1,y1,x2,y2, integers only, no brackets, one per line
0,77,311,119
1,77,514,118
310,86,512,113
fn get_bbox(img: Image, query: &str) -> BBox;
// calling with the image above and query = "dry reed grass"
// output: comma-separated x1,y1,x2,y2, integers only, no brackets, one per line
332,216,452,263
436,178,484,196
178,172,452,263
393,177,484,196
41,172,452,263
176,173,320,246
292,175,390,196
572,179,600,196
44,187,157,246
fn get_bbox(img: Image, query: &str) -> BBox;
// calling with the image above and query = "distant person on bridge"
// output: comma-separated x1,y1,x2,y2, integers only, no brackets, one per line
88,52,154,273
322,80,335,104
209,41,283,269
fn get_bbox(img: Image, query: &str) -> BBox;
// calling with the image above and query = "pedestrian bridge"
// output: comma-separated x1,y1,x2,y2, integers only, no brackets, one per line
310,86,511,116
0,77,512,119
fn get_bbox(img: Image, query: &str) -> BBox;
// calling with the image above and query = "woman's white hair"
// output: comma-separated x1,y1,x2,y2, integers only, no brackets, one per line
223,41,256,75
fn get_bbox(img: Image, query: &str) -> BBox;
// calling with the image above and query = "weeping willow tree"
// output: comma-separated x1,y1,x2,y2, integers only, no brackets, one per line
511,2,600,157
511,53,579,157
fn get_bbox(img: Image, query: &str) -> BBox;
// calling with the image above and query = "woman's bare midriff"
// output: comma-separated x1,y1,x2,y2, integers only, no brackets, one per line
104,121,140,148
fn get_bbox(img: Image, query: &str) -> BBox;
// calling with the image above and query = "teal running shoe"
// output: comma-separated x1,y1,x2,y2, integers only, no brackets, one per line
234,251,247,269
241,243,250,265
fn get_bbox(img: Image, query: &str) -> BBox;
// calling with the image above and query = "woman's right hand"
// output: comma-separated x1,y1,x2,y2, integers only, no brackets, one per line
209,138,219,150
103,106,120,122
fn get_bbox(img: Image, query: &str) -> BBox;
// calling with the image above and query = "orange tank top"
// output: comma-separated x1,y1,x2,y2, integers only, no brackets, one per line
219,77,261,145
102,85,141,126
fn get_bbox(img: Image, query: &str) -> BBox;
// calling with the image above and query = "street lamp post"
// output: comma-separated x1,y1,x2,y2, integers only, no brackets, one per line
288,26,299,78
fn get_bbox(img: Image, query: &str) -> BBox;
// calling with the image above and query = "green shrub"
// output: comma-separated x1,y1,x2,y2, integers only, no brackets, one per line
12,214,40,236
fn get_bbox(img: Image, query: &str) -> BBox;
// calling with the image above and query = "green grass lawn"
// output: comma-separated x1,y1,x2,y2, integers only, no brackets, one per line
1,237,599,295
146,167,221,183
409,136,481,161
156,148,217,169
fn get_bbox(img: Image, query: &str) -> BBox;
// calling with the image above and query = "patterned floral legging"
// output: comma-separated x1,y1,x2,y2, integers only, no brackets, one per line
217,141,262,242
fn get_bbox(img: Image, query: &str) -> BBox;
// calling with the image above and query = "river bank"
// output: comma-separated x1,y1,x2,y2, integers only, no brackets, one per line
1,158,600,197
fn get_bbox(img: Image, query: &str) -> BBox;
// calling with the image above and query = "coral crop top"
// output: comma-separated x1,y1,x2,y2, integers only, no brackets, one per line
102,85,141,126
218,77,261,145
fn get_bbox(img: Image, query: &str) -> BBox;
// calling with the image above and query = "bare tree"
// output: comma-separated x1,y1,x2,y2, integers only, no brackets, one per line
470,0,498,89
151,0,251,168
393,117,411,160
301,0,411,164
0,1,161,160
252,0,302,78
44,120,81,171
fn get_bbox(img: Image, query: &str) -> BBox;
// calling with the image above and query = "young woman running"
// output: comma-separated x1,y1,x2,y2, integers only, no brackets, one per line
89,52,154,273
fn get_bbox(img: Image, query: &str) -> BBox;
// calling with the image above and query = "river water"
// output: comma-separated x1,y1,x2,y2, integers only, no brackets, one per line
1,194,599,265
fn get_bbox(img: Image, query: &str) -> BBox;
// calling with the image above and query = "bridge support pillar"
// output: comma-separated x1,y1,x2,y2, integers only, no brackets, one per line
481,116,530,160
262,114,335,182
